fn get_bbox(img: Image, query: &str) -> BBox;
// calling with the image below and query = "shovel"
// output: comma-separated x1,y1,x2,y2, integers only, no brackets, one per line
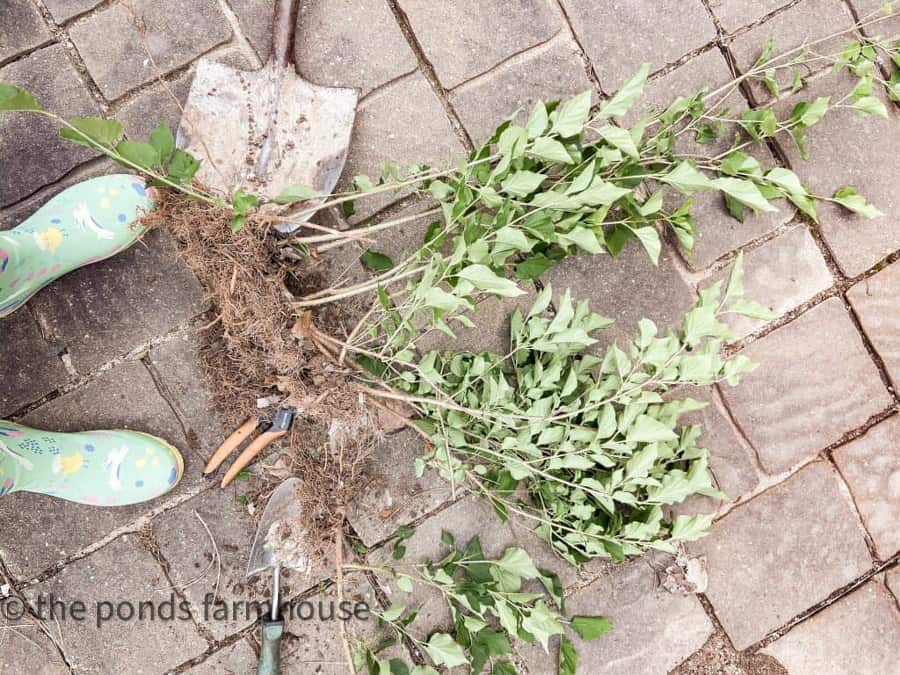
247,477,305,675
177,0,357,233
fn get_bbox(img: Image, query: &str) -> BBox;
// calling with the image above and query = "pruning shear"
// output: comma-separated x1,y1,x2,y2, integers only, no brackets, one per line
204,407,296,487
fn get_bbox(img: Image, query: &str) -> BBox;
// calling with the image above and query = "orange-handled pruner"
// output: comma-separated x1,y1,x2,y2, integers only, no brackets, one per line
204,407,295,487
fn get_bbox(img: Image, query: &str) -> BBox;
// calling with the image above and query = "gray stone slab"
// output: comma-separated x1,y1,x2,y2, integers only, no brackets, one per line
185,638,257,674
709,0,796,33
114,69,193,142
833,415,900,559
714,225,833,339
516,554,714,675
227,0,273,63
68,0,231,100
543,243,696,353
339,72,464,222
148,333,226,462
671,628,788,675
0,0,51,62
152,486,323,640
0,597,71,674
0,309,70,417
888,567,900,603
23,536,208,674
628,48,793,269
720,298,891,473
0,359,197,579
0,45,100,207
728,0,854,104
695,461,873,649
347,429,453,547
774,73,900,276
397,0,561,90
848,260,900,389
43,0,102,24
293,0,417,97
30,228,206,374
449,35,595,143
761,579,900,675
281,572,407,673
560,0,717,88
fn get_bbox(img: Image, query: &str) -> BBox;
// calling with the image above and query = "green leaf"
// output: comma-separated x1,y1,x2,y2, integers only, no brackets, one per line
354,174,376,191
381,604,406,622
440,529,454,546
711,178,777,213
558,226,603,254
410,666,441,675
115,140,161,170
521,601,565,651
148,120,175,161
492,663,517,675
457,264,525,297
626,414,678,443
232,187,260,215
598,63,650,118
273,184,319,204
59,117,124,148
660,161,713,194
0,85,41,111
627,226,660,265
832,187,883,218
167,149,202,183
851,95,888,118
361,249,395,272
526,100,549,138
724,251,744,304
515,254,553,280
764,167,805,198
530,137,574,164
795,96,829,127
551,90,592,137
670,513,714,541
495,547,540,580
396,575,414,593
573,180,630,206
596,125,639,159
558,637,578,675
571,615,613,641
423,633,467,668
502,170,546,197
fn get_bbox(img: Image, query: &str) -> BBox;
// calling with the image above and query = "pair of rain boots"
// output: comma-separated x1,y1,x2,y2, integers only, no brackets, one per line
0,175,184,506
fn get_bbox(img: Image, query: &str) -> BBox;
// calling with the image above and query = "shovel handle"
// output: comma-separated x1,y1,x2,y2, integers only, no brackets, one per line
271,0,300,70
257,618,284,675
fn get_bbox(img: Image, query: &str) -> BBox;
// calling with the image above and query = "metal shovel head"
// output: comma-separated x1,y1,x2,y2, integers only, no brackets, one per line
177,58,357,212
247,477,303,577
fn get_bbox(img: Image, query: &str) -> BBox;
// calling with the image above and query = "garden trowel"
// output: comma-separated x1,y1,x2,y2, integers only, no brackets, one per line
247,477,305,675
177,0,357,233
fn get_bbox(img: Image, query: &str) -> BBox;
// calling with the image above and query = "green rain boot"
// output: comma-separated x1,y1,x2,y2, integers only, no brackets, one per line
0,421,184,506
0,174,156,318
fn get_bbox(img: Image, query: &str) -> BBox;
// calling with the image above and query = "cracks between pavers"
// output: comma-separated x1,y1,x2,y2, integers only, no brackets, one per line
382,0,475,154
552,0,607,97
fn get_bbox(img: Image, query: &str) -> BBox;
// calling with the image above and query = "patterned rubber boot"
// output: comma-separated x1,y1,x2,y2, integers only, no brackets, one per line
0,174,156,318
0,421,184,506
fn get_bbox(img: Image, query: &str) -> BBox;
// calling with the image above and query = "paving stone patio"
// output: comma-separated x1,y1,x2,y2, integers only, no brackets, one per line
1,1,899,673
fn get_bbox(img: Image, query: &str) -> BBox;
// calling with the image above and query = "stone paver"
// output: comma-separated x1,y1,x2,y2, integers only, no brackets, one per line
23,536,208,674
295,0,417,97
629,48,794,270
449,35,595,143
30,229,206,374
774,73,900,276
0,309,70,417
516,554,714,675
761,580,900,675
397,0,561,90
68,0,231,100
0,45,100,207
43,0,103,24
282,572,407,673
543,243,695,352
347,429,452,547
114,69,194,141
148,333,226,460
710,0,795,33
152,485,325,640
848,260,900,389
0,359,196,579
0,595,71,674
714,225,833,339
720,298,892,474
0,0,52,63
887,567,900,602
184,638,258,674
728,0,854,103
695,461,873,649
339,72,464,221
561,0,717,87
833,415,900,559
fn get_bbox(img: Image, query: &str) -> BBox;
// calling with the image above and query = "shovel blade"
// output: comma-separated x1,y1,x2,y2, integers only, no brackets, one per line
178,59,357,211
